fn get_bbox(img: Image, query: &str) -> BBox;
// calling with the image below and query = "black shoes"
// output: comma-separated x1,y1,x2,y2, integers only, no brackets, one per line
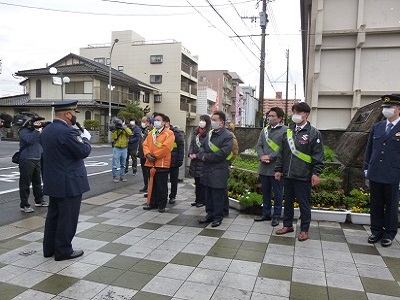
271,218,279,227
368,234,382,244
143,205,153,210
254,215,272,222
199,216,213,224
211,220,222,227
158,208,165,213
196,203,205,207
191,202,197,206
169,198,176,204
381,238,392,247
55,249,84,261
139,187,148,192
143,193,148,198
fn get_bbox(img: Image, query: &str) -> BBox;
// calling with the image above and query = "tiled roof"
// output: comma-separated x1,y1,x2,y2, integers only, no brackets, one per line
0,94,121,109
16,53,157,91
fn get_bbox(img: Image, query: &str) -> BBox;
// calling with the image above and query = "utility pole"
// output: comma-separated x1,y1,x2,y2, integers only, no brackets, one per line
258,0,268,127
284,49,289,125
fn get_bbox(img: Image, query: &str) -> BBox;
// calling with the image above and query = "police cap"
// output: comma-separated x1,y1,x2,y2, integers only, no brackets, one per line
52,100,80,112
381,94,400,107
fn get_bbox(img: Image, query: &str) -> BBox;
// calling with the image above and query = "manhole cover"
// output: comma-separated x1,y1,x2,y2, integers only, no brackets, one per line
19,250,37,256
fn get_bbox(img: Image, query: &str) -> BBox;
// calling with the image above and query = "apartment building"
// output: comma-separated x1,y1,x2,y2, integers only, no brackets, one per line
198,70,244,123
197,86,217,116
301,0,400,129
80,30,198,130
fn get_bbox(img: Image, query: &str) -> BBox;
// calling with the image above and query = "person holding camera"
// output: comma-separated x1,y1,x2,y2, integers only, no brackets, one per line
111,116,132,182
125,117,141,176
18,116,47,213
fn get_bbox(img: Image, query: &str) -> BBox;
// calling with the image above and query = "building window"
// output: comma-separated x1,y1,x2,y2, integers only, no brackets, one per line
35,79,41,98
150,75,162,84
118,66,124,72
65,82,84,94
106,58,111,65
144,92,150,103
200,76,207,83
85,111,92,120
94,57,105,64
150,55,163,64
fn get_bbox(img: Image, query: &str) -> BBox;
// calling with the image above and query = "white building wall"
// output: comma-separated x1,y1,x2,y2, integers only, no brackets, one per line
80,30,198,130
302,0,400,129
240,86,257,127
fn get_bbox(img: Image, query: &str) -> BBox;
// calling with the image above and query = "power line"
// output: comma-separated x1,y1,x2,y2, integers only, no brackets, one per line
98,0,254,8
0,1,201,17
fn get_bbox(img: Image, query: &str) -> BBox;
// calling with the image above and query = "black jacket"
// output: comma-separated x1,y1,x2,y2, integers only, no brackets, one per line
188,127,208,178
275,122,324,181
170,125,185,168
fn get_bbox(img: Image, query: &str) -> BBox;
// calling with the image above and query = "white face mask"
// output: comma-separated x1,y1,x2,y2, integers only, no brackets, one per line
130,121,135,126
153,120,162,129
291,114,303,124
211,121,220,130
382,107,396,119
141,122,146,128
199,120,206,128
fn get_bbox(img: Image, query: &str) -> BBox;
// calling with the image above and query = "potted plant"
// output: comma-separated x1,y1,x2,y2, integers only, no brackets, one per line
344,188,371,225
83,119,101,143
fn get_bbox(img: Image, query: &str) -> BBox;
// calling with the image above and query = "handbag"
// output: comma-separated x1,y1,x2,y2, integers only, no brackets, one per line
12,151,20,164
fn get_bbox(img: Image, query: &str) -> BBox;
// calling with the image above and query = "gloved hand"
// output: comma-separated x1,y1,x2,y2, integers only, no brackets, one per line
146,154,156,162
364,170,368,177
81,129,92,140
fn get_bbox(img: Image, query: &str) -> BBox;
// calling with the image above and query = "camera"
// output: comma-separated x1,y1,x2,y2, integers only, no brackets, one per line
109,117,124,131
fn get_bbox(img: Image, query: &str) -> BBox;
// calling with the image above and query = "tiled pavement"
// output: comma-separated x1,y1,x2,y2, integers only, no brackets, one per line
1,180,400,299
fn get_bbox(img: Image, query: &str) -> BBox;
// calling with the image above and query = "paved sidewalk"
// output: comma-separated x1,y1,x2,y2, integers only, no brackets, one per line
1,180,400,300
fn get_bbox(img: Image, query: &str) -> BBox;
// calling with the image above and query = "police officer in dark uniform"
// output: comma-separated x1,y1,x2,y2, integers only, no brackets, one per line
364,94,400,247
40,100,92,261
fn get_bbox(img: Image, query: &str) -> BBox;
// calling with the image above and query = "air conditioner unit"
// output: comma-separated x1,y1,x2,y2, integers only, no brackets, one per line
188,112,196,120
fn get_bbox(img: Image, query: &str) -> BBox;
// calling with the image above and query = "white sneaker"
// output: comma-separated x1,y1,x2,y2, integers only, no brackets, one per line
21,206,34,213
35,201,49,207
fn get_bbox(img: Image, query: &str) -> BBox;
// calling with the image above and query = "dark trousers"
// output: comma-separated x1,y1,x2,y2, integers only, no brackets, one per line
169,167,179,199
150,170,168,209
19,159,43,208
224,189,229,215
370,180,399,240
194,177,205,204
43,195,82,258
125,149,138,174
140,158,149,189
205,186,225,222
260,175,283,218
282,178,312,232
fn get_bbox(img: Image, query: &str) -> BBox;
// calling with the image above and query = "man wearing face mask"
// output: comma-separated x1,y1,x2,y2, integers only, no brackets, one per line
142,113,175,212
254,107,287,226
197,110,233,227
40,100,91,261
125,117,142,176
274,102,324,241
364,94,400,247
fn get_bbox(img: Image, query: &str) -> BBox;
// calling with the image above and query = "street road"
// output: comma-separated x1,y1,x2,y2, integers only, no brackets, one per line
0,141,144,226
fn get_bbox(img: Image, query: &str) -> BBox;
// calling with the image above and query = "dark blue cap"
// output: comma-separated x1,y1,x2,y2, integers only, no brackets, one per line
52,100,79,112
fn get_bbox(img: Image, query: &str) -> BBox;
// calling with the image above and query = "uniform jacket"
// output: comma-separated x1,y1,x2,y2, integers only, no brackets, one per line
364,120,400,184
275,122,324,181
256,123,288,176
188,127,209,178
18,127,42,160
198,126,233,189
112,127,132,148
170,125,185,168
143,127,175,169
40,119,91,198
127,125,142,152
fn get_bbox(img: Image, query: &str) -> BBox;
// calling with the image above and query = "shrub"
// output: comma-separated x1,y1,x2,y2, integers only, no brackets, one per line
83,119,100,130
324,145,336,162
233,156,259,171
239,191,263,208
343,187,370,213
310,189,346,209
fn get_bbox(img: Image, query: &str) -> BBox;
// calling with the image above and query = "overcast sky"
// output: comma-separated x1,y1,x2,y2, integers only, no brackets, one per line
0,0,303,100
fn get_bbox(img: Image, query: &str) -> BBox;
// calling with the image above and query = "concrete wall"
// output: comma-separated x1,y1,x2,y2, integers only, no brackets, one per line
301,0,400,130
